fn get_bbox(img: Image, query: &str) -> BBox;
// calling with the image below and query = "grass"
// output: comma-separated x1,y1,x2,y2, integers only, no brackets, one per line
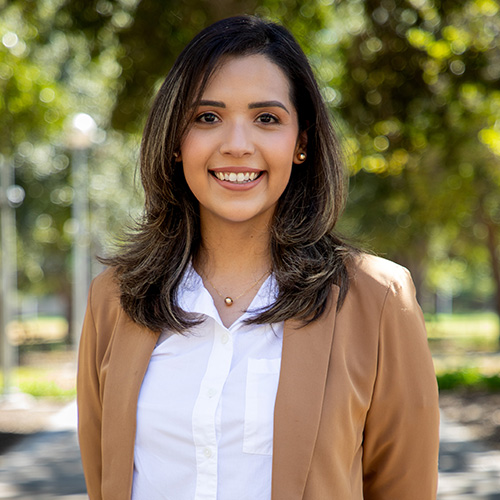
0,316,75,399
0,357,76,401
437,368,500,391
426,312,500,394
426,312,500,382
14,366,76,399
8,316,68,346
426,312,499,353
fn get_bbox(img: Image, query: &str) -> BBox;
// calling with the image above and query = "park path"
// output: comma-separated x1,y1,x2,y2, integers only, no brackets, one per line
438,413,500,499
0,401,499,499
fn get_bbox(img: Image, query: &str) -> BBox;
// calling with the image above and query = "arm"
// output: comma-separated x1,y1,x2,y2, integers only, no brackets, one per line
362,270,440,499
77,280,103,500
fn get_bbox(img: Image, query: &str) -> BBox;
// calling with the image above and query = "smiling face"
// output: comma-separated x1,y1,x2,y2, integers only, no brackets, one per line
178,54,306,231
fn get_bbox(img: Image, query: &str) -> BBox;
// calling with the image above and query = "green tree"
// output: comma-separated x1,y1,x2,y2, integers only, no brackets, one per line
330,0,500,316
3,0,500,332
1,0,140,315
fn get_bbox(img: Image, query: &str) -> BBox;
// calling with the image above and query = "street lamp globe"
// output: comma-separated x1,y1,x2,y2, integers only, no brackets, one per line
68,113,97,150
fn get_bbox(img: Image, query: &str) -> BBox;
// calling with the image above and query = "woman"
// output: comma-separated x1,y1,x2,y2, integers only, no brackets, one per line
77,15,439,500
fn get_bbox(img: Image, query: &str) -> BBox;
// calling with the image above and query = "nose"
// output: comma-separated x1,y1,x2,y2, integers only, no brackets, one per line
219,120,255,157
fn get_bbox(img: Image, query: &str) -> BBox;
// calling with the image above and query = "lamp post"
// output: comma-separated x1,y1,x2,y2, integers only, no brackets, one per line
68,113,96,347
0,158,24,397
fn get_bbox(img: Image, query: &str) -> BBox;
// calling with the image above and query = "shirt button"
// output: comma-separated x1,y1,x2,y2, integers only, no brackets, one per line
204,447,212,458
207,388,216,398
221,333,229,344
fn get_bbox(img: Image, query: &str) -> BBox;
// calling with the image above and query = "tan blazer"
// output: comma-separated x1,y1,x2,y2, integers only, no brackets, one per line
77,254,439,500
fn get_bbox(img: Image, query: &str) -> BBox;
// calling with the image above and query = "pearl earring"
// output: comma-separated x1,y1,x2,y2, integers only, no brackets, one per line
298,152,306,161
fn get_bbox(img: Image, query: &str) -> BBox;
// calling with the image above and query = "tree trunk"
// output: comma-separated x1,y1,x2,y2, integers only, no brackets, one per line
483,216,500,347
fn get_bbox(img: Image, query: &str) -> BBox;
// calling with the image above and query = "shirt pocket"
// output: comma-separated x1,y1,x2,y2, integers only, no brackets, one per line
243,357,281,455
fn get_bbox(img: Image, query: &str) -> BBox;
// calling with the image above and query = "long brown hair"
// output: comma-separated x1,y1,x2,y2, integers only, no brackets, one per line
103,15,354,333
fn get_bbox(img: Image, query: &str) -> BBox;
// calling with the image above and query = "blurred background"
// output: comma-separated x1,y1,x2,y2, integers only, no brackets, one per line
0,0,500,491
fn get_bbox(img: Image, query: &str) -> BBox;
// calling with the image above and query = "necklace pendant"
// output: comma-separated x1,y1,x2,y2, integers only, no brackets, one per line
224,297,234,306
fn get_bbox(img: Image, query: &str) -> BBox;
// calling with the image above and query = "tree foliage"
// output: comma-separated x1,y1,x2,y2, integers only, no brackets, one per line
1,0,140,302
331,0,500,312
1,0,500,320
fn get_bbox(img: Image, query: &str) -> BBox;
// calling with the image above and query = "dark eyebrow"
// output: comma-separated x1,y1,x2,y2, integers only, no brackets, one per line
198,100,226,108
197,99,290,114
248,100,290,114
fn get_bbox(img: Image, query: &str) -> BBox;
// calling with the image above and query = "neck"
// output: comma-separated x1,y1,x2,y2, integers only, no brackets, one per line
196,218,272,279
193,214,274,328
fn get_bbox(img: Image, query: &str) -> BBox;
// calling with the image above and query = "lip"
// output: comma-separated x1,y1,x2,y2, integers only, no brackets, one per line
209,168,265,191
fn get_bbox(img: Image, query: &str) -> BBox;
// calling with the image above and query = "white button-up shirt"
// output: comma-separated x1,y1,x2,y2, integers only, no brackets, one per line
131,266,283,500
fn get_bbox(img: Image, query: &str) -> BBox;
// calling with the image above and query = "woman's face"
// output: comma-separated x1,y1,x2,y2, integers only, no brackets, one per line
179,54,306,229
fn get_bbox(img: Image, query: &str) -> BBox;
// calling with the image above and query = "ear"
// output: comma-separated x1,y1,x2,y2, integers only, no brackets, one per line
293,130,308,164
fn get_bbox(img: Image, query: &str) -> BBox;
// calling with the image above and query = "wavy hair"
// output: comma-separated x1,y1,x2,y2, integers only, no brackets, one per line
103,15,355,332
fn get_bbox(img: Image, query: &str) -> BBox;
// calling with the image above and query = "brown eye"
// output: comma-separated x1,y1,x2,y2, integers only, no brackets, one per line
196,112,220,123
257,113,279,124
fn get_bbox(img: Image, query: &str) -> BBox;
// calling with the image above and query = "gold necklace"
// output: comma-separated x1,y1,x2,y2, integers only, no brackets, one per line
204,270,270,307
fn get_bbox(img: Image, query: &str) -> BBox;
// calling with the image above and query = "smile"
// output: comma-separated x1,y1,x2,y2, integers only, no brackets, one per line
211,171,262,184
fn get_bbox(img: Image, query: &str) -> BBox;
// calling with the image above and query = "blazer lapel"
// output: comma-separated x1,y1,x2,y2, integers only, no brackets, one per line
271,286,339,500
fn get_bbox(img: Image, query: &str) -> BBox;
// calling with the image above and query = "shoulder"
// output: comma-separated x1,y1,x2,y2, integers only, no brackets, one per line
347,253,413,292
85,267,123,326
341,253,417,315
336,255,429,367
89,267,120,303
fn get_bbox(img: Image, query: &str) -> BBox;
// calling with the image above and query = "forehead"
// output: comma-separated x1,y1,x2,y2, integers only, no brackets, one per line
200,54,293,102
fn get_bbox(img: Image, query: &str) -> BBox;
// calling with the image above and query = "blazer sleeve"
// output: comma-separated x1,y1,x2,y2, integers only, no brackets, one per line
362,269,440,499
77,279,104,500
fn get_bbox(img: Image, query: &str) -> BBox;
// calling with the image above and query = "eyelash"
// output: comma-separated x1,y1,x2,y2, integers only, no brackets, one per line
195,112,219,124
257,113,280,124
194,112,281,125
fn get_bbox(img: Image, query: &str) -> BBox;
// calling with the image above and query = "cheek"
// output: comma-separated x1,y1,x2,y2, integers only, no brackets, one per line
277,126,300,153
270,135,299,168
180,128,209,159
182,164,204,199
180,135,208,180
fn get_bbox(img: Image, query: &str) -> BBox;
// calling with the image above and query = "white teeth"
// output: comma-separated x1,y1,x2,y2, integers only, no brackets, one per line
213,171,260,184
